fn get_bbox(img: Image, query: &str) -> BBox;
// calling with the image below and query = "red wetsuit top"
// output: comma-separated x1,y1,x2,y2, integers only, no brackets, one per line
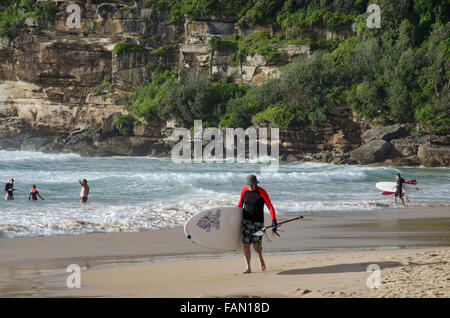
29,188,42,200
238,186,276,223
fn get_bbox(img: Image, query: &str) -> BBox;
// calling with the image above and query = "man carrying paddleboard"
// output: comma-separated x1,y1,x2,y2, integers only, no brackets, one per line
238,175,277,274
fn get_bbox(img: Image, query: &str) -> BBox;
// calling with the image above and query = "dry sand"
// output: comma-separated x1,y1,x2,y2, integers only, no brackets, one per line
66,247,449,298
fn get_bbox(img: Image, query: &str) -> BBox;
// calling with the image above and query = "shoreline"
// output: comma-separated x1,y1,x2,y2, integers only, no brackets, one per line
1,133,448,167
1,207,450,266
0,206,449,297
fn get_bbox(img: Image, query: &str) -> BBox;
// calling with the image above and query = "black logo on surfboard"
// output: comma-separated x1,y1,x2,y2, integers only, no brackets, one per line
197,210,221,232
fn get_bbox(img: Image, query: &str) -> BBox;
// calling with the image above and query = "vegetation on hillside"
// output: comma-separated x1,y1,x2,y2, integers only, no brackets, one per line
113,41,147,55
0,0,56,41
129,0,448,133
1,0,448,134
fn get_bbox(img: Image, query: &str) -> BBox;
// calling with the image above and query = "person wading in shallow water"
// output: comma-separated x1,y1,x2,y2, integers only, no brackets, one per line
28,184,44,201
78,179,89,204
238,175,277,274
5,178,15,201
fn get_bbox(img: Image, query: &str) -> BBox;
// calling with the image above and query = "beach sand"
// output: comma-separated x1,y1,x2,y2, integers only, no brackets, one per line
69,247,450,298
0,207,449,297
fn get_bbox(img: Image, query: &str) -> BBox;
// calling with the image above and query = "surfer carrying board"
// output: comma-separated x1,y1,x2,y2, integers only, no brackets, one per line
394,173,407,207
238,175,277,274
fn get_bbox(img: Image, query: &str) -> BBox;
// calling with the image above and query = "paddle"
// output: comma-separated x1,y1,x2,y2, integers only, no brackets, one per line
253,216,304,237
381,179,417,195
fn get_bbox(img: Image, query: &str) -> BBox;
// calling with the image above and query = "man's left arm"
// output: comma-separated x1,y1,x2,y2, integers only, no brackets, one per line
258,188,277,224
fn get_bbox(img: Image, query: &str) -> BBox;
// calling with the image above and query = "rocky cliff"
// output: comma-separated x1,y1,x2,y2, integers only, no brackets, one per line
0,0,448,167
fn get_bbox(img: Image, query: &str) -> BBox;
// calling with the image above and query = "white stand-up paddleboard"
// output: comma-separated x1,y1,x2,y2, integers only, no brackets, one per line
376,181,419,193
184,207,275,251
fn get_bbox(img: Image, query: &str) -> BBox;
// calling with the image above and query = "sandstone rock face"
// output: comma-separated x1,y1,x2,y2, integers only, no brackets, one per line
390,136,421,157
0,80,128,133
417,145,450,167
180,17,310,85
350,140,392,164
362,124,407,143
278,120,361,162
0,2,448,165
113,50,151,90
0,1,184,154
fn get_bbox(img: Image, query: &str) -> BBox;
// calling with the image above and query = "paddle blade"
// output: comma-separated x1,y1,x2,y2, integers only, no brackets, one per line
382,191,394,195
406,179,417,185
253,229,266,237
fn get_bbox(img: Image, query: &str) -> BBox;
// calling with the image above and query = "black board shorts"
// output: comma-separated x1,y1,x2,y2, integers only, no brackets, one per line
242,218,263,245
394,191,405,197
80,196,88,202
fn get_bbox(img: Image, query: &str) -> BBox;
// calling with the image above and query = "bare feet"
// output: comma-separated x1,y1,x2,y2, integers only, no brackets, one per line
243,268,251,274
260,262,266,271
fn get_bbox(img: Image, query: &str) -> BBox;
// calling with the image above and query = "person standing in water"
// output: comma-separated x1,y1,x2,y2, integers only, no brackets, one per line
78,179,89,203
4,178,15,200
28,184,44,201
394,173,407,207
238,175,277,274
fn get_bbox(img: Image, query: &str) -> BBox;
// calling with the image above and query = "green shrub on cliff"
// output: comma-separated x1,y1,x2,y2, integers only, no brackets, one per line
414,23,450,134
252,105,295,128
113,41,147,55
113,114,139,137
0,0,56,41
162,74,248,127
130,0,448,134
127,69,178,122
209,36,238,53
128,71,247,127
234,31,280,65
276,5,355,34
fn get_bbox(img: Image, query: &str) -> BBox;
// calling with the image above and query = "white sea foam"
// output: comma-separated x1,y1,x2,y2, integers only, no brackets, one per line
0,151,448,238
0,150,81,163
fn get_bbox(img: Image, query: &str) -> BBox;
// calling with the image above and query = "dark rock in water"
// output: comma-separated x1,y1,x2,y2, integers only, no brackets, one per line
417,144,450,167
39,141,63,153
21,137,52,152
362,124,407,143
329,155,353,165
350,139,392,164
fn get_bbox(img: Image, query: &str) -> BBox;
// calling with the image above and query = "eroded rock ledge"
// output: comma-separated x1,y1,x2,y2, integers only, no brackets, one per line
0,1,448,167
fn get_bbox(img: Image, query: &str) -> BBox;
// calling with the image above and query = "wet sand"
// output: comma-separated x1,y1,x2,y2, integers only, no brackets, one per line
0,207,449,297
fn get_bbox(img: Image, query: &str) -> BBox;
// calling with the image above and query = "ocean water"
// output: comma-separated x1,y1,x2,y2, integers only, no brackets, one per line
0,150,449,238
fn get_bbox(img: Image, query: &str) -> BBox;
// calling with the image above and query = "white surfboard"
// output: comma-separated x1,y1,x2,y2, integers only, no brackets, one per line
375,181,419,193
184,207,275,251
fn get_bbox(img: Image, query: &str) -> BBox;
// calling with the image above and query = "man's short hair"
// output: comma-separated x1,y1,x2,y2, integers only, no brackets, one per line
83,179,87,183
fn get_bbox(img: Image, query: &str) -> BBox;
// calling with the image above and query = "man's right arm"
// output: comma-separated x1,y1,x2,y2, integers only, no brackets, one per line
237,187,247,208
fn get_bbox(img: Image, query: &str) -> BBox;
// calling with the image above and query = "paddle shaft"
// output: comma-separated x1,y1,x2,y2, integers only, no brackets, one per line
266,216,304,230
